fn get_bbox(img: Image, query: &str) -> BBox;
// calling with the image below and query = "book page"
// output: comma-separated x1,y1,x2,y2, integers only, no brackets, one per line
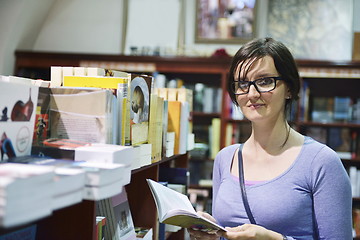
147,179,226,232
147,179,196,219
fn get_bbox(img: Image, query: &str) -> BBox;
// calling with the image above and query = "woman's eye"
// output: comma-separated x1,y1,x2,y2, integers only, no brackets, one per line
238,81,249,88
257,78,273,86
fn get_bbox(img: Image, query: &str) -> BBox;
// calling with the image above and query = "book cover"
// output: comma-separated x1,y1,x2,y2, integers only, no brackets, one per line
161,100,169,158
148,93,158,162
129,74,153,146
86,67,128,78
63,75,128,89
155,97,164,162
167,101,182,155
112,189,136,240
178,102,189,155
311,97,334,123
117,79,130,145
333,97,352,121
98,188,136,240
210,118,221,159
0,80,39,161
48,87,113,144
146,179,226,232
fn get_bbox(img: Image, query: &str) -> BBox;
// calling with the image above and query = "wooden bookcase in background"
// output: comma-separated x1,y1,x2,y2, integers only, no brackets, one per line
13,51,360,238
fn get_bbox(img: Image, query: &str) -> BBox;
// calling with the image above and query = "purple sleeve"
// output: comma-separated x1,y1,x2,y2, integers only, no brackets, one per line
310,147,353,239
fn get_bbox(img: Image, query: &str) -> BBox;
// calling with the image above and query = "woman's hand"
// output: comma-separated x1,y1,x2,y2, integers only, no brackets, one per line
217,224,284,240
187,211,220,240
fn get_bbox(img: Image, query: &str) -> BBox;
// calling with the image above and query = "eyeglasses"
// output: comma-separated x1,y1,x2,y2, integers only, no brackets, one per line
231,76,282,95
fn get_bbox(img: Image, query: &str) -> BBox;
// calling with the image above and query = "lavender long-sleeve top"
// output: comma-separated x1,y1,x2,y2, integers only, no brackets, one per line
212,137,352,239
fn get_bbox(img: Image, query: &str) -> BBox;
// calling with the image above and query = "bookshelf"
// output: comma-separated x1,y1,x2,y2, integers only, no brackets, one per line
13,51,360,237
0,152,188,240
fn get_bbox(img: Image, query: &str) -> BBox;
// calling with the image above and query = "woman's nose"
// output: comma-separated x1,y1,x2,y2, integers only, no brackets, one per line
247,84,260,98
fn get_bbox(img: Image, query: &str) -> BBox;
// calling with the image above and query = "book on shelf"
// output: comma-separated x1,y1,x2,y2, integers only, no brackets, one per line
305,127,327,145
6,156,86,210
96,216,106,240
178,102,190,155
165,132,175,157
0,78,39,161
162,100,169,158
83,179,124,201
333,97,352,121
146,179,226,232
225,123,233,146
135,227,153,240
129,74,153,146
6,155,127,201
310,97,334,123
1,75,49,87
148,95,164,162
97,188,136,240
46,87,115,144
0,163,56,227
148,94,160,162
74,142,135,175
117,79,130,146
63,74,128,89
57,160,127,201
167,101,182,155
328,127,352,159
210,118,221,159
299,80,310,121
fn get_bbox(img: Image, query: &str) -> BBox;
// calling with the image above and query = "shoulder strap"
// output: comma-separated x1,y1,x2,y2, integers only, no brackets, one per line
238,145,257,224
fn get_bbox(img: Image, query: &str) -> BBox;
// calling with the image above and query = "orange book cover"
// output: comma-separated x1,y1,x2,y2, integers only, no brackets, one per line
167,101,181,155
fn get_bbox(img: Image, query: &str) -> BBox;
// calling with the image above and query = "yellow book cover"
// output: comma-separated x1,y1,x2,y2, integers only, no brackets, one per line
63,76,128,89
167,101,182,155
148,93,158,162
210,118,221,159
154,96,164,162
117,80,129,145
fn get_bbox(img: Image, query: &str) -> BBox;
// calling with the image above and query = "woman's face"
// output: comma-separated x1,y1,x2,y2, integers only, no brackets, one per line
235,56,290,123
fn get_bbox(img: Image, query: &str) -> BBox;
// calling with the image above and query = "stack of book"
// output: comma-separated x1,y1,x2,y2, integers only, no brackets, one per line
74,143,135,180
0,163,55,227
13,157,87,210
73,161,127,201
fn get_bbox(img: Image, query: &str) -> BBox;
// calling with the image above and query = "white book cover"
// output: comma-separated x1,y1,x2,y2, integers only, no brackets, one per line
112,188,136,240
53,167,86,196
0,196,52,227
83,179,124,201
178,102,189,154
0,163,55,196
48,88,113,144
72,161,126,187
0,80,39,161
52,188,83,211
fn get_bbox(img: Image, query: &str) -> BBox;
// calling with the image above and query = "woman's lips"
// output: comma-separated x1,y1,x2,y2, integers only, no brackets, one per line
248,103,265,109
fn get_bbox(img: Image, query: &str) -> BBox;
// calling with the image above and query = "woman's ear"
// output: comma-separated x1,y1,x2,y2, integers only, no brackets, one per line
285,87,292,99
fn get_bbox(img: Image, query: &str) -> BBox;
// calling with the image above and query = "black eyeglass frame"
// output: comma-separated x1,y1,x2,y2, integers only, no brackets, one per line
231,76,283,95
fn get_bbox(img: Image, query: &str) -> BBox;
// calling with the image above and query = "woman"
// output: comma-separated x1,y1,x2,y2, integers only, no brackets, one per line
189,38,352,239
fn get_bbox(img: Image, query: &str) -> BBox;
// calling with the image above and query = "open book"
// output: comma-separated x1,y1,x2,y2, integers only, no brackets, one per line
146,179,226,232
